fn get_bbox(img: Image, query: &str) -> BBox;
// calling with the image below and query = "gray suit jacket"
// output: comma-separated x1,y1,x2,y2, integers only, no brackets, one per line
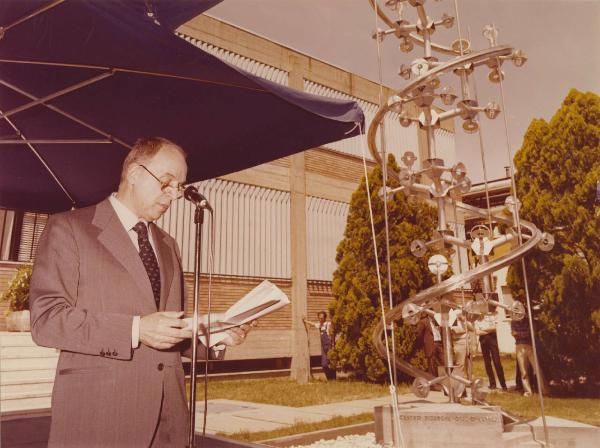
30,199,194,447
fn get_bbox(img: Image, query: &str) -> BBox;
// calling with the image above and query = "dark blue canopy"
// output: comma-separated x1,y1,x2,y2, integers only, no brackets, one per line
0,0,364,213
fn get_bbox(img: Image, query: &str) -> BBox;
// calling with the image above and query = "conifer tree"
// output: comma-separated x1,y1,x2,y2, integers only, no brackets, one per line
328,155,438,382
508,89,600,392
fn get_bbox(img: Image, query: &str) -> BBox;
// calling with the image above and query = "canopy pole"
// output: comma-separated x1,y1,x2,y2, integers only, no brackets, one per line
0,139,111,144
0,110,76,208
0,0,65,36
0,77,132,150
0,58,270,93
0,71,115,121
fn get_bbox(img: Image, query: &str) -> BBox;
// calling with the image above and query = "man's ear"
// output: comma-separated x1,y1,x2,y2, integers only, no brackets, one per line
126,163,139,186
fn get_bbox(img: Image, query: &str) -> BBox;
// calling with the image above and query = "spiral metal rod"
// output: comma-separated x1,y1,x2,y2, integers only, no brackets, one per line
369,95,544,378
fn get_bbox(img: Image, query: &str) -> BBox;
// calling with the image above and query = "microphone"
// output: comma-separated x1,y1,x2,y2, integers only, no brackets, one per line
183,185,212,211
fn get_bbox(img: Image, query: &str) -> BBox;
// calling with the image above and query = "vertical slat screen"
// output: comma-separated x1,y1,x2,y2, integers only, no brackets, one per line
306,197,349,281
178,34,289,86
17,212,48,262
157,179,350,282
156,180,292,278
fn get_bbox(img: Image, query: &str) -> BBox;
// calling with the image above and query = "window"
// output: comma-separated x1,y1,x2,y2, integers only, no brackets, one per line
0,209,48,262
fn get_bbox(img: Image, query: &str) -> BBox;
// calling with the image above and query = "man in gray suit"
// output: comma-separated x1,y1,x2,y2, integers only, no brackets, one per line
30,137,250,447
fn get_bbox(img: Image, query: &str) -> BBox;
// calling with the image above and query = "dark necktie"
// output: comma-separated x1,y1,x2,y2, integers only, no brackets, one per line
132,221,161,307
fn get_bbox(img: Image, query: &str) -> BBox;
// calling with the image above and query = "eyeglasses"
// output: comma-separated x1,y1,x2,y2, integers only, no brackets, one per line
137,164,185,199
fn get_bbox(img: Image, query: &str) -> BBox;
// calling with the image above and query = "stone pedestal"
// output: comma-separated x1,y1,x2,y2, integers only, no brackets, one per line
508,416,600,448
375,403,503,448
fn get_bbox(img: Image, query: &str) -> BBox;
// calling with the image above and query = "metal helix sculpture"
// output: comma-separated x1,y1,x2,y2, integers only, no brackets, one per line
367,0,554,401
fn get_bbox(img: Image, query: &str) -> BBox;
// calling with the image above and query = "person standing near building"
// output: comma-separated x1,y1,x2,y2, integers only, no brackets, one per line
29,137,253,447
416,313,444,378
305,311,336,380
450,310,472,380
475,307,507,391
511,301,547,397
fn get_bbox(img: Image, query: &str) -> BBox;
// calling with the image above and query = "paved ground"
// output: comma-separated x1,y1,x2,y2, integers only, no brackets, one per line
194,390,450,435
193,377,519,436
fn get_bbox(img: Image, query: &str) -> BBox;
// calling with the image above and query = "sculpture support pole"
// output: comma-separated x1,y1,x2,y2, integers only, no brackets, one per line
441,304,455,403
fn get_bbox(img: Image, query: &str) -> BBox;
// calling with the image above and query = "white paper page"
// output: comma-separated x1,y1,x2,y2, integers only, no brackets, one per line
183,280,290,347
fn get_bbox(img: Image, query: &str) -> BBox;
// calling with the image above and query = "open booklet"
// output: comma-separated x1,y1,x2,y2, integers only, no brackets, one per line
184,279,290,347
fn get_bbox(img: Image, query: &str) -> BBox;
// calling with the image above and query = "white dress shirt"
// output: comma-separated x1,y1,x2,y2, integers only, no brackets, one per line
108,193,158,349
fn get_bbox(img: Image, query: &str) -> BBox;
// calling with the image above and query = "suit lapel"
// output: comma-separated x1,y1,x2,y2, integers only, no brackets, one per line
93,200,157,313
151,225,174,312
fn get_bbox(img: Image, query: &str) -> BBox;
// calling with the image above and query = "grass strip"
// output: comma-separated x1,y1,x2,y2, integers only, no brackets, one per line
486,391,600,427
216,412,374,442
191,377,401,407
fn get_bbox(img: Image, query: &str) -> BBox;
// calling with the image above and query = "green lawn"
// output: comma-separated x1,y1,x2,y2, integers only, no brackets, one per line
486,392,600,427
190,376,404,407
189,354,515,407
470,354,517,383
469,355,599,426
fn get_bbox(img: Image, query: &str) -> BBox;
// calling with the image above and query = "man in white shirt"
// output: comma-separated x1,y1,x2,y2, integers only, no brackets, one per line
475,308,507,391
30,137,251,447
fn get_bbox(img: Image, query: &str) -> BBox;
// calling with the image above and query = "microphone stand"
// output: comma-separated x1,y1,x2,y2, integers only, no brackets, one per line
188,204,206,448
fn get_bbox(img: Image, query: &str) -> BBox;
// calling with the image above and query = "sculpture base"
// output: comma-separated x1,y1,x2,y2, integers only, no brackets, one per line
375,402,504,448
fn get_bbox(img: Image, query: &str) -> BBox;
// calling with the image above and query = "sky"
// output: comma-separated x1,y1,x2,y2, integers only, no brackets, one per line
207,0,600,183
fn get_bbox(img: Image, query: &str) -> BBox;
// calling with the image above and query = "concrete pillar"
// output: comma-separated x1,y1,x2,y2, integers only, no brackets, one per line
287,54,310,384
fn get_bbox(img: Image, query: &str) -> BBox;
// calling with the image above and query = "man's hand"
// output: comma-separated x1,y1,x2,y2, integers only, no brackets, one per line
140,311,192,350
220,320,257,347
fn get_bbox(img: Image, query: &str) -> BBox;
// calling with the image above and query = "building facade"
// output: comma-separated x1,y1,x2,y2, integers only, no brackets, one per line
0,15,459,371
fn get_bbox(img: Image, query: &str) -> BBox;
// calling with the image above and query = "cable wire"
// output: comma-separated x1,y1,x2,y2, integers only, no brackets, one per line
496,60,550,447
359,121,405,448
373,0,399,391
201,208,217,437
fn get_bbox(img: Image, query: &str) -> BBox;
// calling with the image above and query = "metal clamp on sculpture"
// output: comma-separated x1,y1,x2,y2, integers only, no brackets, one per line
366,0,553,404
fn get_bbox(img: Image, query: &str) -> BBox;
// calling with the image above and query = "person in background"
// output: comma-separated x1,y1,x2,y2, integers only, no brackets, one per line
451,309,475,385
475,307,507,391
416,313,444,378
511,300,547,397
304,311,336,380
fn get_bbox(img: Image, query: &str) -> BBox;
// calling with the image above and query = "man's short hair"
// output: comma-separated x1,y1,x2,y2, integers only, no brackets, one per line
317,311,327,319
120,137,187,184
